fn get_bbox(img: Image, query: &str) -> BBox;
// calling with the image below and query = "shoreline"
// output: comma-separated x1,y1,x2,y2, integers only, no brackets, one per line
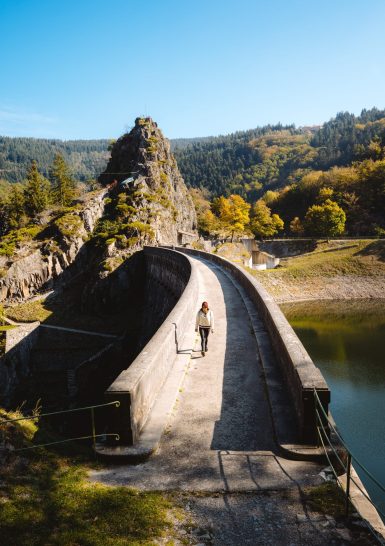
250,274,385,305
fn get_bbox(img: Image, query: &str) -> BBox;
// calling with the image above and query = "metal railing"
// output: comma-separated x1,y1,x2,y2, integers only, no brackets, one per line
314,389,385,544
0,400,120,453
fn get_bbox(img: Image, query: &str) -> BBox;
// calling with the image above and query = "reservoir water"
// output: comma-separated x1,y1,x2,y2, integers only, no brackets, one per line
281,299,385,517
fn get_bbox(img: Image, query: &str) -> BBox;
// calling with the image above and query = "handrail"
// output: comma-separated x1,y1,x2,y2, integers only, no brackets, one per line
13,433,120,452
0,400,121,423
314,388,385,544
314,389,385,495
0,400,121,454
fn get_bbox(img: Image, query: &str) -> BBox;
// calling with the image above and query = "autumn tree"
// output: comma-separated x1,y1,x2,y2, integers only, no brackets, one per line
189,188,217,235
24,161,50,216
289,216,304,236
304,199,346,237
249,200,284,238
316,187,334,203
213,194,250,241
50,154,76,207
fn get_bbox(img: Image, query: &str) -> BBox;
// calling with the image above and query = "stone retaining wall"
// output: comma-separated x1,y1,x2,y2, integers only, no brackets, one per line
0,322,40,407
178,248,330,443
105,247,199,444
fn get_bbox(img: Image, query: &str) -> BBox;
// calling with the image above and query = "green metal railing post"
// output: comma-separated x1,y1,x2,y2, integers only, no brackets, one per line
91,407,96,453
314,390,320,448
0,400,121,453
345,453,352,518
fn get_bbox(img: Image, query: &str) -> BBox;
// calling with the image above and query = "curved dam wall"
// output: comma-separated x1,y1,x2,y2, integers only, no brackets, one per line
105,247,198,444
178,247,330,444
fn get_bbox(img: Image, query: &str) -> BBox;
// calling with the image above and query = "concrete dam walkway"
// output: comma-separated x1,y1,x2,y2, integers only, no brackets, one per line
92,255,323,491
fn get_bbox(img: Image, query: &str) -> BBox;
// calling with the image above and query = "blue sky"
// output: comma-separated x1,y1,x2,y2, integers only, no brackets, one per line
1,0,385,140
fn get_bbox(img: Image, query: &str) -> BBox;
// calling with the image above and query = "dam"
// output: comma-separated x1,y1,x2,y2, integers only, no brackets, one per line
96,246,330,460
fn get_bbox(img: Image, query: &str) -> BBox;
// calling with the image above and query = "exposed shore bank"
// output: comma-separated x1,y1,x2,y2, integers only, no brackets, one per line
246,239,385,303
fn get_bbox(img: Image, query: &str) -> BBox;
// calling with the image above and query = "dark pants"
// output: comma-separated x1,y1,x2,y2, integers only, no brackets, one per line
199,327,210,351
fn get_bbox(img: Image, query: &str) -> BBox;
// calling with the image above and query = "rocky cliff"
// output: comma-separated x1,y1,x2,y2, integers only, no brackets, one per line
0,190,107,302
99,117,197,246
78,118,197,310
0,118,197,305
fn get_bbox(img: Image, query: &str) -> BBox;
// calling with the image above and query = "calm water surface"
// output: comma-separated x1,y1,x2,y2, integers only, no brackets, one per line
281,299,385,515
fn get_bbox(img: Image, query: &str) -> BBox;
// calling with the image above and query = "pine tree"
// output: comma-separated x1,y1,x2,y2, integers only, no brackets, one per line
50,154,76,207
24,161,50,216
5,184,28,230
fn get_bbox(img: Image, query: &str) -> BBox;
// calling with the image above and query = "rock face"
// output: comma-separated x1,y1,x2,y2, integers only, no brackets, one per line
0,190,107,302
0,118,197,305
100,117,197,245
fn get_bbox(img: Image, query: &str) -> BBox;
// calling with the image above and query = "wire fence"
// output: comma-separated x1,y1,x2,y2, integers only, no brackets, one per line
314,389,385,544
0,400,120,453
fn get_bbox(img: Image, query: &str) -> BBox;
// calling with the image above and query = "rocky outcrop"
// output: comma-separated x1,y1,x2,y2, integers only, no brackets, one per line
100,117,197,245
0,119,197,307
0,190,107,302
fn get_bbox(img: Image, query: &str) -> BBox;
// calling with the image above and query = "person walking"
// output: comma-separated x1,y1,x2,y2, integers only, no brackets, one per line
195,301,214,356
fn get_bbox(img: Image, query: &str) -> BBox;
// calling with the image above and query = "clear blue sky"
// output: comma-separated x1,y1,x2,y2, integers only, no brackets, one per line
1,0,385,140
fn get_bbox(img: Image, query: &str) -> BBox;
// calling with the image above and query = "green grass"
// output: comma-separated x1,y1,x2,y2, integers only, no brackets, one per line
6,300,53,323
0,408,174,546
4,285,133,335
264,240,385,279
304,482,348,518
246,240,385,300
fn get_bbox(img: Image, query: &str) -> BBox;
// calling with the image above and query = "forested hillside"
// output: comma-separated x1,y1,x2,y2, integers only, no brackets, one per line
175,108,385,236
1,107,385,236
174,108,385,198
0,137,110,183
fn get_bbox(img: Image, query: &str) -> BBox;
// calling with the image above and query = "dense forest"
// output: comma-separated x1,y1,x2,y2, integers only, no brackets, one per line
174,108,385,236
0,137,110,183
1,107,385,236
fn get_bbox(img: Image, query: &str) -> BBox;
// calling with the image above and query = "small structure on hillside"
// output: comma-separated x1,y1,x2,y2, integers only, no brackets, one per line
119,177,135,190
177,230,198,245
242,238,280,270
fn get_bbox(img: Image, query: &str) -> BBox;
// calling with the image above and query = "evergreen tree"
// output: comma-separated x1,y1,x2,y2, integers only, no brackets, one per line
50,154,76,207
1,184,27,231
24,161,50,216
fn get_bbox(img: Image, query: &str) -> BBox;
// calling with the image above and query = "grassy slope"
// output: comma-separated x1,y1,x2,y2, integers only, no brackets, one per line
4,286,127,336
0,408,177,546
248,240,385,302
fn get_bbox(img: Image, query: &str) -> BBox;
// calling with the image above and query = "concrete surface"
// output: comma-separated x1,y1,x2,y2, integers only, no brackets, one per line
102,248,199,445
91,256,324,491
90,255,382,545
178,247,330,444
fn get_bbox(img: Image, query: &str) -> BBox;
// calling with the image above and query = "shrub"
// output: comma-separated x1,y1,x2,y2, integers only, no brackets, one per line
102,260,113,272
160,172,168,184
55,213,83,238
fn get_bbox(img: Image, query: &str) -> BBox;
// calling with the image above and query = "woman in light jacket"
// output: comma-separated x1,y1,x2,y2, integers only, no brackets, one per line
195,301,214,356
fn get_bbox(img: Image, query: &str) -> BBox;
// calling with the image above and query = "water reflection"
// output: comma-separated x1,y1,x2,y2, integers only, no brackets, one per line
281,299,385,515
